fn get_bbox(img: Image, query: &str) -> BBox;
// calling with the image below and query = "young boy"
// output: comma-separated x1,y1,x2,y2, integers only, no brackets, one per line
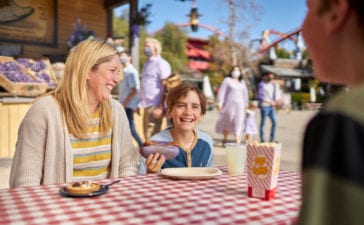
145,82,214,173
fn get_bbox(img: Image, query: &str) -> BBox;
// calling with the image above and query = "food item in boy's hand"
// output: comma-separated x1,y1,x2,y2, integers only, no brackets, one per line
141,140,179,160
66,181,100,195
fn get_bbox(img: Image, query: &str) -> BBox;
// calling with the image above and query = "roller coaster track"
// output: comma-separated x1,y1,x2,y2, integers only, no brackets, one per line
257,27,302,53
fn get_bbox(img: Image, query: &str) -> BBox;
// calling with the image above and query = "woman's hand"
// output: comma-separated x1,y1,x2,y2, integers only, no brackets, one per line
146,153,165,173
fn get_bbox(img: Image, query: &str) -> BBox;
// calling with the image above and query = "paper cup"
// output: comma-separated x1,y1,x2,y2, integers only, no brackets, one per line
225,143,247,175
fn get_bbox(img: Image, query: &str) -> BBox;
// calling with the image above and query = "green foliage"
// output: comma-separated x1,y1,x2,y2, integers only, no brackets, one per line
291,92,311,107
137,29,149,71
155,23,188,72
204,35,249,89
275,47,291,59
302,49,309,59
133,3,152,25
204,35,231,79
112,9,129,47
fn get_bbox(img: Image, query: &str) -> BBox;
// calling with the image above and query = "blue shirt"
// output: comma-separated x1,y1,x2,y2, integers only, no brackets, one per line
150,128,213,168
118,64,140,110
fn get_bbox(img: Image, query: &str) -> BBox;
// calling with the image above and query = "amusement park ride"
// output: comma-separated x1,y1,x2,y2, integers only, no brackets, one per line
250,27,313,79
153,0,312,81
249,27,306,64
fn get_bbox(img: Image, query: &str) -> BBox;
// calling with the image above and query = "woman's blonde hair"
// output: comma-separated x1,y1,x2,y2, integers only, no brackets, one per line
54,40,118,138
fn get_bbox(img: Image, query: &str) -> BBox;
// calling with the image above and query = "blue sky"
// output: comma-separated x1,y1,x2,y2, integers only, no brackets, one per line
137,0,307,43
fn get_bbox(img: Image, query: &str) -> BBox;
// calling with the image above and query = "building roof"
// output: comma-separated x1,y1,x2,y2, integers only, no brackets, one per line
186,43,210,59
261,64,313,78
188,60,209,71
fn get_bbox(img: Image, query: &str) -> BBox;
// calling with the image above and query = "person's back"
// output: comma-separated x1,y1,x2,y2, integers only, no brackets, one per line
298,0,364,224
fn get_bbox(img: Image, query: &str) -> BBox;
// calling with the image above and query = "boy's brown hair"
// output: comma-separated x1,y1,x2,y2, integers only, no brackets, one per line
166,81,207,115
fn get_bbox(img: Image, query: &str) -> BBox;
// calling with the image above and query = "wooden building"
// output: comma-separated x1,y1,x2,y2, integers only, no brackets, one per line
0,0,138,61
0,0,139,158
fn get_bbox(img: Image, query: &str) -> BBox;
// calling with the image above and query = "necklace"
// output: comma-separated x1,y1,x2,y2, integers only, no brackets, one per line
170,128,197,167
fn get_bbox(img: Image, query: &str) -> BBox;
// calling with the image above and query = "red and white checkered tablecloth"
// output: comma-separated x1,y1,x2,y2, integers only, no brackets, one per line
0,168,301,225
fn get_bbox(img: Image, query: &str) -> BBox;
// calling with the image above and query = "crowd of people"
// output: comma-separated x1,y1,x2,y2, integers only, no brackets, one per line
9,37,280,188
8,37,211,186
10,2,364,220
9,34,284,186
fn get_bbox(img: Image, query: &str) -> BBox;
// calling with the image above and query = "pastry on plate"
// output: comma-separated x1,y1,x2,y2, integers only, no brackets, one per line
65,181,100,195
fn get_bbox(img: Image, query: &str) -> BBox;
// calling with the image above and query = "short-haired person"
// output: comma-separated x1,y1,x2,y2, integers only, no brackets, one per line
145,82,214,173
118,51,143,148
138,37,171,140
9,40,140,188
256,72,280,143
298,0,364,224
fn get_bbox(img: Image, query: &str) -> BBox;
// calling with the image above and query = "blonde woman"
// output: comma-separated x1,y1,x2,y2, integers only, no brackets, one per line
10,40,140,188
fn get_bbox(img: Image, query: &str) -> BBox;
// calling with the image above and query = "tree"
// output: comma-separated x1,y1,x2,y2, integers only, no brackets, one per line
204,35,248,87
223,0,263,65
275,47,291,59
155,23,188,73
112,8,129,48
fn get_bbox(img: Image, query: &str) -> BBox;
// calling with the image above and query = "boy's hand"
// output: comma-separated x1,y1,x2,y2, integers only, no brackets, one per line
146,153,165,173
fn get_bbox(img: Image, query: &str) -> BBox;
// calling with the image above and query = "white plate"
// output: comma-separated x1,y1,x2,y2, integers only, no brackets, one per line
160,167,222,180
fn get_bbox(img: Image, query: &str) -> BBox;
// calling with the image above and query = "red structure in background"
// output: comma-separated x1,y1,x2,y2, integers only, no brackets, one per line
258,27,302,53
186,37,210,72
150,22,226,72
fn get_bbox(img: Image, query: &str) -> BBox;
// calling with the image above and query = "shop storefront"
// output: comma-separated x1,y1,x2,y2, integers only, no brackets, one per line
0,0,136,158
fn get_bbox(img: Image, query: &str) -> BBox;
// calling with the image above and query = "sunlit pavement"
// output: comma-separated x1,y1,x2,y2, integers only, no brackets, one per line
198,109,317,172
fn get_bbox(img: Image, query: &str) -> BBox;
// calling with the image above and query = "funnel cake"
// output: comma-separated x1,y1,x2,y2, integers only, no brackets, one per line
66,181,100,195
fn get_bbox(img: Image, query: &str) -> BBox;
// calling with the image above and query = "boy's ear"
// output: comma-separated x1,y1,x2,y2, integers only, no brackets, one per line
326,0,350,34
197,114,204,122
166,109,172,119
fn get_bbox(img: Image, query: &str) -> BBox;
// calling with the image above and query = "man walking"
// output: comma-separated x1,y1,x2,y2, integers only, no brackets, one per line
138,37,171,140
257,72,280,143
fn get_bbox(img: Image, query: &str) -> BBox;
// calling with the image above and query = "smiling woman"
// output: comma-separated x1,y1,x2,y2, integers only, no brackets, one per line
9,40,140,188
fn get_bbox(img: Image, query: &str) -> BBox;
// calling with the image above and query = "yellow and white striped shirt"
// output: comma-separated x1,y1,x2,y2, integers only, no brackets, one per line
70,115,112,181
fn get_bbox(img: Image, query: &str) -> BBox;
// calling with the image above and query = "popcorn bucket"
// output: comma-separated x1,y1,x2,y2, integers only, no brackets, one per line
246,142,282,200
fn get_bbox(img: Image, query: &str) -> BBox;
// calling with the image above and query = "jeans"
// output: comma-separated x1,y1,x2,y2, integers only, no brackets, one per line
259,106,277,142
125,108,143,147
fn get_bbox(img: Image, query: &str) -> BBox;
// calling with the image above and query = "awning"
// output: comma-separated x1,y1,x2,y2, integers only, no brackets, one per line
261,65,313,78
